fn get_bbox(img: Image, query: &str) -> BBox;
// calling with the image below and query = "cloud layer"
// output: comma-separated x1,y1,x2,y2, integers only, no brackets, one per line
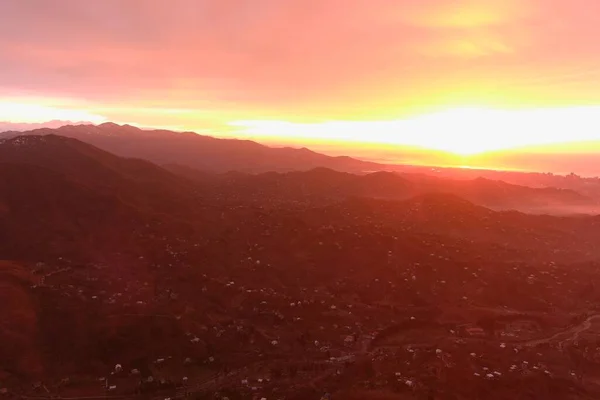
2,0,600,136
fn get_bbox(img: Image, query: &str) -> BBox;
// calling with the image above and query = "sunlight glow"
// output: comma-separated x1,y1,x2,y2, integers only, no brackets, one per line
0,102,107,124
231,106,600,155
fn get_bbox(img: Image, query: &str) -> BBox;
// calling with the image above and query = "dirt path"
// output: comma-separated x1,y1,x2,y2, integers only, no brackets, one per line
520,314,600,348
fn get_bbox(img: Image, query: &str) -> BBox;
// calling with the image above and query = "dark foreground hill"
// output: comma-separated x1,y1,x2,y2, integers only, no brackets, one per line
0,134,200,215
0,135,232,262
2,137,600,399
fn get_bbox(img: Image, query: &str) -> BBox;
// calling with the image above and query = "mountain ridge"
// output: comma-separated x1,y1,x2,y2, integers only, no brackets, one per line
0,123,384,173
1,129,598,214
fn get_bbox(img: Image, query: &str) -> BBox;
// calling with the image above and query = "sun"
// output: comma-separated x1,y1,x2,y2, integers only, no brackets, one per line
230,105,600,156
229,108,507,156
397,106,600,155
398,107,514,155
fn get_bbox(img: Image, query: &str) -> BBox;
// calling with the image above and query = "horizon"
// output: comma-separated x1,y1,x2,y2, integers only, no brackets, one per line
2,120,598,178
2,1,600,174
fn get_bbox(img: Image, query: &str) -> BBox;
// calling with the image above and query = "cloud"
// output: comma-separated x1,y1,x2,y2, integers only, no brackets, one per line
1,0,600,126
417,35,514,58
403,0,527,29
0,120,95,133
0,102,106,124
231,106,600,155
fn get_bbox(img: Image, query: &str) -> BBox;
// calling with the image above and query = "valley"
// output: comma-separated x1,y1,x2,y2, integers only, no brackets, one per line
1,133,600,399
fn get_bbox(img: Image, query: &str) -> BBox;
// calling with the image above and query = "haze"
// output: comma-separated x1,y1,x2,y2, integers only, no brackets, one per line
2,0,600,174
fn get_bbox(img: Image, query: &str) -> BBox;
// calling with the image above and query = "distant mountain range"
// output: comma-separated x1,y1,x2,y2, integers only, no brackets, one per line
0,122,384,173
2,122,600,212
185,167,597,214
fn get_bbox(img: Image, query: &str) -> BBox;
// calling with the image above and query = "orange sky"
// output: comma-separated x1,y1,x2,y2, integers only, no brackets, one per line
2,0,600,173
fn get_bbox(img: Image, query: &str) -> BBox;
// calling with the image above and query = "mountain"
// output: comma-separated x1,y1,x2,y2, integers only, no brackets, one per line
0,135,229,262
177,167,598,214
0,134,201,216
4,137,600,398
401,174,597,213
0,123,384,173
1,134,595,262
3,124,597,214
0,135,594,263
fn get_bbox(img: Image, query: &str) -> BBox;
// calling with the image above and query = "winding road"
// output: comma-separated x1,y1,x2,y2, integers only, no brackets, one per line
520,314,600,348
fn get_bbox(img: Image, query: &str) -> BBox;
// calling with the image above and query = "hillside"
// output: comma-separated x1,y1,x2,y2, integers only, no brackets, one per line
2,138,600,398
0,136,228,262
0,134,201,216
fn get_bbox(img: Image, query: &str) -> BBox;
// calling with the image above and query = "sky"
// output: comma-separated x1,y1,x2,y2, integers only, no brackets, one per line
2,0,600,173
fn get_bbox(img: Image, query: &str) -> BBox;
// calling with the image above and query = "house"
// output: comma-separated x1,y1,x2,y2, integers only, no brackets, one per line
457,324,486,337
465,327,486,337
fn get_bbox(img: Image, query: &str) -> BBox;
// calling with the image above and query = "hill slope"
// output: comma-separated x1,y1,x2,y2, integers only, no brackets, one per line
0,134,210,216
0,135,221,262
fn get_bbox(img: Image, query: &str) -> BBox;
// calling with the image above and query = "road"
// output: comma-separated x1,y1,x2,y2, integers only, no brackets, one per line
366,313,600,354
520,314,600,348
